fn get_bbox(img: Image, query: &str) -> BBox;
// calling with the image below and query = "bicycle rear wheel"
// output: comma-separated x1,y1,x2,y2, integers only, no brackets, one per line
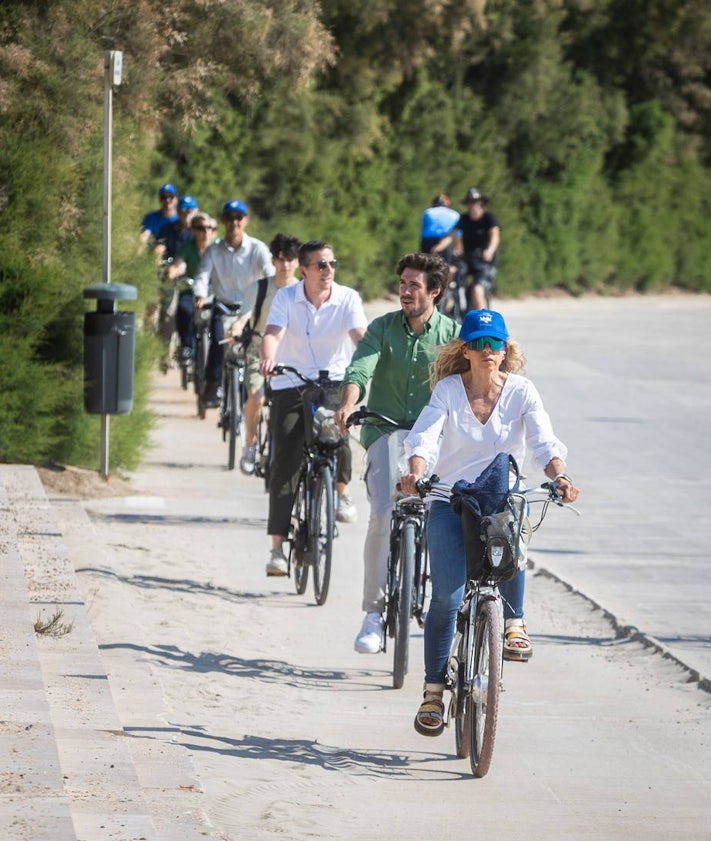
290,474,309,595
311,464,334,606
227,367,238,470
469,598,502,777
392,520,415,689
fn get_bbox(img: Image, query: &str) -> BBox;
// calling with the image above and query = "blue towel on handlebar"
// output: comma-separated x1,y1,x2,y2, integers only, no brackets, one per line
450,453,520,519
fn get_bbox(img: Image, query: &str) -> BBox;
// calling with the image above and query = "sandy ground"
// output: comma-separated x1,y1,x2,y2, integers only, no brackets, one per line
41,293,711,840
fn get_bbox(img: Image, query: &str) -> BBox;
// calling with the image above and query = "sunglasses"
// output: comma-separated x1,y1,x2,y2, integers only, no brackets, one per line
309,259,338,271
466,337,506,351
225,213,245,222
160,194,176,201
192,225,215,232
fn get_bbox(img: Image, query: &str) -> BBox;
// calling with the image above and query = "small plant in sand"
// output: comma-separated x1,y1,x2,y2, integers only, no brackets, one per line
34,607,74,637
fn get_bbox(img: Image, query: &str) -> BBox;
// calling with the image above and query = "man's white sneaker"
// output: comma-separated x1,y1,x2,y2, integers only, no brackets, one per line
266,548,288,577
337,493,357,523
240,443,257,475
354,612,383,654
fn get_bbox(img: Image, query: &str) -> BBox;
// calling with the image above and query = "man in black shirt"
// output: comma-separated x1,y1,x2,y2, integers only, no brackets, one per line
456,187,500,311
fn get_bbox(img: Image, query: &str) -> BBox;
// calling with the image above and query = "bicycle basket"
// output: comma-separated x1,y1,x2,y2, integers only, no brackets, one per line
459,492,529,583
312,406,341,446
479,493,530,583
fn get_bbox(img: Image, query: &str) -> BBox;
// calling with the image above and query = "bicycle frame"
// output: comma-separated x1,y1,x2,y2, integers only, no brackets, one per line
273,364,343,606
386,494,429,636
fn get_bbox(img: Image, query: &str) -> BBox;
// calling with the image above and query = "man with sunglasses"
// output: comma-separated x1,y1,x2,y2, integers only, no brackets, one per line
138,183,179,253
334,253,459,654
194,199,274,408
259,241,368,576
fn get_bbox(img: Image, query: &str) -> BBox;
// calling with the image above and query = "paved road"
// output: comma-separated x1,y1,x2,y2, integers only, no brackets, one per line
63,294,710,840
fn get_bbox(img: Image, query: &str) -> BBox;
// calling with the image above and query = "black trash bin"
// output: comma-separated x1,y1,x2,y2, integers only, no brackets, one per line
83,283,138,415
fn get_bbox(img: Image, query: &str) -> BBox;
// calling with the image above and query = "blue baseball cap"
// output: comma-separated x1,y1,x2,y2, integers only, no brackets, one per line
178,195,198,211
459,309,509,343
222,199,248,217
159,183,178,196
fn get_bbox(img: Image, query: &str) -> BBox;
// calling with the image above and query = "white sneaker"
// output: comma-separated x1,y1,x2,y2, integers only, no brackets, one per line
354,612,383,654
337,493,357,523
240,443,257,475
266,548,288,577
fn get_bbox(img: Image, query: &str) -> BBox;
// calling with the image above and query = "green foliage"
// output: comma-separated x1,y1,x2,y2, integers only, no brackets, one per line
1,0,711,470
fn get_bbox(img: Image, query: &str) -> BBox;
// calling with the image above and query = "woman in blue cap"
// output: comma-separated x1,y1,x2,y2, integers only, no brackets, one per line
400,308,579,736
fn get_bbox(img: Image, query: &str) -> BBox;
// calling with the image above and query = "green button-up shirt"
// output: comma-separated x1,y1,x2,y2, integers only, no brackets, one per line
343,307,459,450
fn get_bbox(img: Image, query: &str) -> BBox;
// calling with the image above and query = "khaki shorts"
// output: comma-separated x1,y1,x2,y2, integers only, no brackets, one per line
245,350,265,396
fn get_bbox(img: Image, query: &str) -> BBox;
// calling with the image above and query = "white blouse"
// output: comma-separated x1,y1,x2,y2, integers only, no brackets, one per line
404,373,567,487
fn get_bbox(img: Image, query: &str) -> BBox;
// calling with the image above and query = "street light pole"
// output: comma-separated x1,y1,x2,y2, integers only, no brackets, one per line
100,49,122,478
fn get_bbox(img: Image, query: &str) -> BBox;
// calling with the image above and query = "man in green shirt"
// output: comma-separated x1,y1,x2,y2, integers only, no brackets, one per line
335,252,458,653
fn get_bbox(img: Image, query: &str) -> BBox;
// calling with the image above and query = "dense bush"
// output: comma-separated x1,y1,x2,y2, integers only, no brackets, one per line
1,0,710,468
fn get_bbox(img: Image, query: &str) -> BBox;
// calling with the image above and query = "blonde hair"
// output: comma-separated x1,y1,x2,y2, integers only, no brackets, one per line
431,338,526,386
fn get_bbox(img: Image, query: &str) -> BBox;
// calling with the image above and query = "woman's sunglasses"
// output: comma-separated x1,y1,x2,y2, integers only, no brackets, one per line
466,337,506,351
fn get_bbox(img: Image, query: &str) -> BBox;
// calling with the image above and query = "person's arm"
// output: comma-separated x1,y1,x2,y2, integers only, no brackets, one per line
137,227,152,255
482,226,500,262
258,324,285,375
334,382,362,434
166,257,187,280
398,381,449,492
543,457,579,503
348,326,366,346
193,247,213,307
432,234,454,254
398,455,428,495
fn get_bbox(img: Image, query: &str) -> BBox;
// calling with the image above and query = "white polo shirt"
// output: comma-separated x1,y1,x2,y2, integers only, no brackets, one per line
267,281,367,391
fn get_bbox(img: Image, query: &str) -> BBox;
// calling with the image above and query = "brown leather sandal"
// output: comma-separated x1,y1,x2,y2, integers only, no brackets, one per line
413,690,445,736
504,619,533,661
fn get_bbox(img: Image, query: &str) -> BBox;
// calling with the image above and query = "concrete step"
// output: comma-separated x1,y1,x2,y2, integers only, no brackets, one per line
0,465,155,840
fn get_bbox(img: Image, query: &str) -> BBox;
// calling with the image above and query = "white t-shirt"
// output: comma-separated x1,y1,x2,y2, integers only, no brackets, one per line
267,281,368,391
404,372,567,486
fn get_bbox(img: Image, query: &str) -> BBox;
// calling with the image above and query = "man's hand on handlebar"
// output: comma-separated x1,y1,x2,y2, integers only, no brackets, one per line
334,403,357,436
259,357,277,377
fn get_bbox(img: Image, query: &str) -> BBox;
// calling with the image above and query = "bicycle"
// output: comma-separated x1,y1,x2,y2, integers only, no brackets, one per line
173,276,196,391
271,364,343,606
194,301,213,420
345,406,430,689
215,301,248,470
417,474,579,778
437,270,467,324
253,372,272,491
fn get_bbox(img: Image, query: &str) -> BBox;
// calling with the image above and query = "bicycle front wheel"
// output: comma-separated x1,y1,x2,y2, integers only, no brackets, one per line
392,520,415,689
454,631,471,759
469,598,502,778
291,474,309,595
227,367,238,470
311,464,334,606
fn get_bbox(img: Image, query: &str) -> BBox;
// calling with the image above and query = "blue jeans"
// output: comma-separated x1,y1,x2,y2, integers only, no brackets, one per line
424,501,525,684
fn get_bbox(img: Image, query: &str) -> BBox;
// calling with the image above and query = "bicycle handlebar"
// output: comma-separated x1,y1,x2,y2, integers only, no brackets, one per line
270,364,333,387
345,405,412,431
415,476,581,517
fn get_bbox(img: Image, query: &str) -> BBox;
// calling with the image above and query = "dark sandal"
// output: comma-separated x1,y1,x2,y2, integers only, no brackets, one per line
504,621,533,662
414,692,445,737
